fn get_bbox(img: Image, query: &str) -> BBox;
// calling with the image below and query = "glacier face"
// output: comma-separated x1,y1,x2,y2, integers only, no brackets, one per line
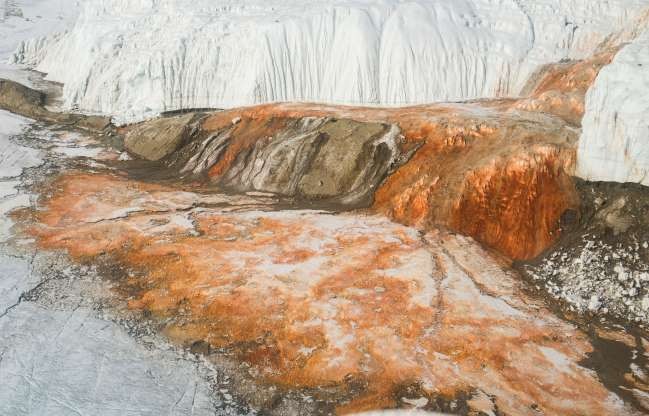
577,28,649,185
13,0,649,123
0,0,80,61
0,0,80,86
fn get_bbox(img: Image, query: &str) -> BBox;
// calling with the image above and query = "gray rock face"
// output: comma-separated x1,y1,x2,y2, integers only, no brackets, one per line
172,116,405,207
0,78,111,131
178,128,231,176
221,118,403,206
0,78,44,113
124,113,198,161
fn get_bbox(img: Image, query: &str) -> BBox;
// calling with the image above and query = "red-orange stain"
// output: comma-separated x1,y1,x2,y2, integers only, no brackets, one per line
17,171,633,415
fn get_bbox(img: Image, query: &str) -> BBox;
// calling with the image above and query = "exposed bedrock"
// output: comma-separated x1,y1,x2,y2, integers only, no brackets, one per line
124,102,578,260
220,119,401,207
0,78,111,131
123,112,199,161
147,114,408,208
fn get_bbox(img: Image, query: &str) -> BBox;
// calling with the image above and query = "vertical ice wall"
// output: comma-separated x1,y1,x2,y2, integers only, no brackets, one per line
577,27,649,185
12,0,649,123
1,0,80,62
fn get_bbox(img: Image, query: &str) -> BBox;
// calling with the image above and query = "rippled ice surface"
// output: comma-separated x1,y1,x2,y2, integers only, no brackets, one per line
0,302,219,415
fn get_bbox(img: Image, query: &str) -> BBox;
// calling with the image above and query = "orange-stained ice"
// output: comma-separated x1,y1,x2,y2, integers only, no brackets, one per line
19,171,635,415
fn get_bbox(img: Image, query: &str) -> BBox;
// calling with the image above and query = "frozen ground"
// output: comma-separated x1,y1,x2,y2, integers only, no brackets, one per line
0,303,220,415
11,0,649,123
0,116,250,416
0,110,41,241
0,111,41,178
0,243,242,416
521,181,649,328
0,0,79,88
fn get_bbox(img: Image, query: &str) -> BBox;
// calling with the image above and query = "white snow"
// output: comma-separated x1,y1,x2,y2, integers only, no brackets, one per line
13,0,649,123
0,110,42,242
0,0,79,61
577,27,649,186
0,110,40,179
0,251,35,312
0,0,80,87
52,144,104,158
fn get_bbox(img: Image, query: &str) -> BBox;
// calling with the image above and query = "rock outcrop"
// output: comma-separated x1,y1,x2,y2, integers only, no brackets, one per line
163,115,405,207
0,79,111,131
123,113,198,161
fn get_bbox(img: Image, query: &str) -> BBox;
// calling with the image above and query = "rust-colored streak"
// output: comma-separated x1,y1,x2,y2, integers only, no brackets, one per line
202,113,289,178
372,117,578,260
183,48,620,261
512,49,619,126
196,102,579,260
19,172,634,415
450,146,579,259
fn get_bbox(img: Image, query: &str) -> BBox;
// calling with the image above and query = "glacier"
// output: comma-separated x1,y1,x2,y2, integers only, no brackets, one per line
577,27,649,186
0,0,80,86
0,0,79,61
11,0,649,123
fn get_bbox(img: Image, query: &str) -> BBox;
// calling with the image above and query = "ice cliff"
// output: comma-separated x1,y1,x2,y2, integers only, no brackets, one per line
12,0,649,123
577,27,649,186
0,0,79,61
